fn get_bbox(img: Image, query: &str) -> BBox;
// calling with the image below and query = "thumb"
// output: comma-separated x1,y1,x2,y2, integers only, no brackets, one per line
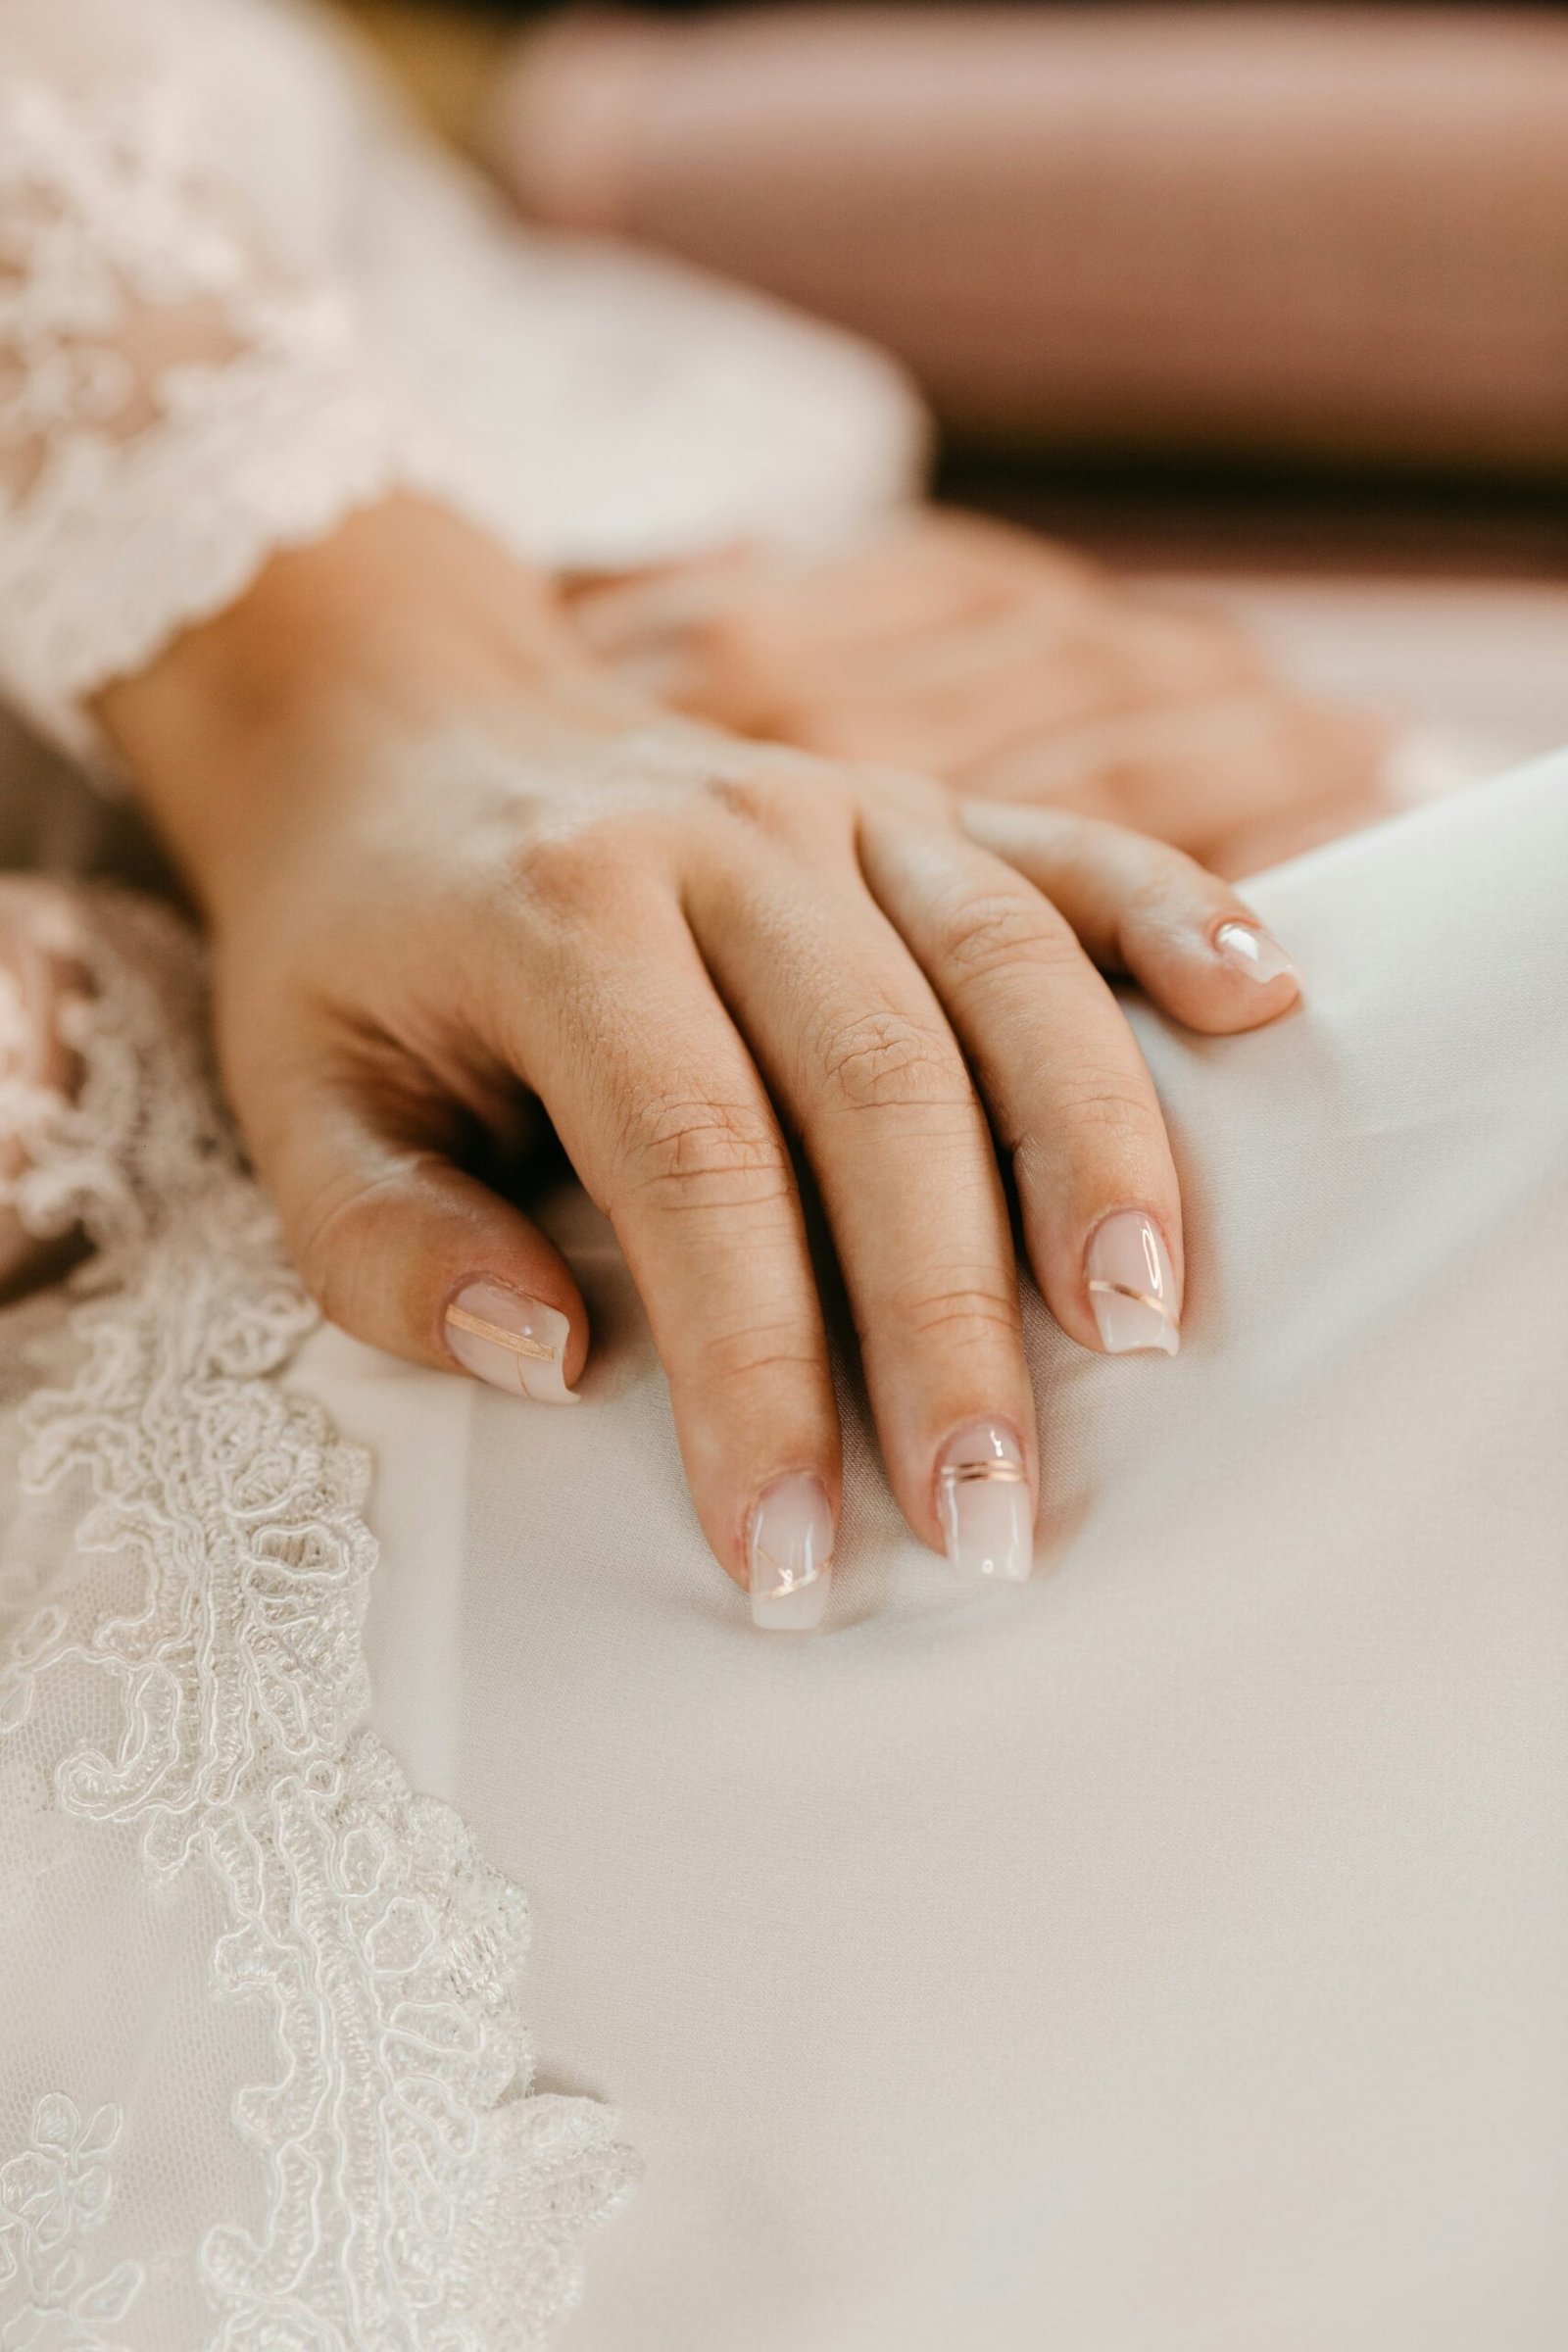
260,1080,587,1404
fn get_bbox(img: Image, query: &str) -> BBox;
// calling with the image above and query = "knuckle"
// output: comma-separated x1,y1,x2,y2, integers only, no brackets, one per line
691,1316,823,1390
287,1155,418,1328
895,1277,1023,1351
815,1006,965,1114
506,822,619,917
704,768,793,830
936,887,1074,983
703,758,851,848
621,1089,789,1213
1020,1072,1165,1159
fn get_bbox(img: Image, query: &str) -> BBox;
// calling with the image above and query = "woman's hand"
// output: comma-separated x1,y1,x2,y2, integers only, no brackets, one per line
566,508,1392,875
103,499,1300,1628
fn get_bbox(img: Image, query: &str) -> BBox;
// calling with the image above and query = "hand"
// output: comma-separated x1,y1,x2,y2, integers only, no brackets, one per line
104,499,1302,1627
565,508,1391,875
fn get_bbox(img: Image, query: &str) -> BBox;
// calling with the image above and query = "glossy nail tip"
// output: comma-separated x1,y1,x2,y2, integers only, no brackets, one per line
1215,919,1298,985
1087,1211,1180,1357
445,1281,579,1403
937,1423,1033,1584
750,1473,834,1632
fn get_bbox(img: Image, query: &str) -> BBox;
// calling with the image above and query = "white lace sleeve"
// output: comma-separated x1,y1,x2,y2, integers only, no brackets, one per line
0,1,469,767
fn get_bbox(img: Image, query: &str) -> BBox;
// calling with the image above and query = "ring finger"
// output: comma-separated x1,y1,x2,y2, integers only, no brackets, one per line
858,813,1185,1364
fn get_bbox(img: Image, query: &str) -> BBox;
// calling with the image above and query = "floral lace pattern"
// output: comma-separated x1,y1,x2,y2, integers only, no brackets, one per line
0,64,466,764
0,890,636,2349
0,2096,143,2352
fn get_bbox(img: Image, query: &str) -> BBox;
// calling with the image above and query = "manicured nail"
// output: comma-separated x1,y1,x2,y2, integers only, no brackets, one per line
1214,919,1297,985
749,1473,833,1631
445,1280,579,1403
936,1423,1033,1584
1086,1211,1180,1356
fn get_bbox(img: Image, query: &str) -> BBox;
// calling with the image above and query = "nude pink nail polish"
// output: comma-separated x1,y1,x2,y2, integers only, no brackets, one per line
1086,1212,1180,1356
1214,919,1297,985
936,1422,1033,1583
444,1281,579,1403
749,1473,833,1631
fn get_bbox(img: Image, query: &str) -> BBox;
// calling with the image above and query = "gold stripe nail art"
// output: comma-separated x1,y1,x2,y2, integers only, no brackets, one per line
445,1303,557,1362
936,1421,1033,1582
1087,1280,1177,1323
753,1548,823,1602
749,1473,834,1630
937,1458,1030,1487
1085,1211,1181,1356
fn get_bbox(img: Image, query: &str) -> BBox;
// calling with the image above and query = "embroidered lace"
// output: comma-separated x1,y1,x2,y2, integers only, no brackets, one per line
0,890,636,2349
0,22,466,766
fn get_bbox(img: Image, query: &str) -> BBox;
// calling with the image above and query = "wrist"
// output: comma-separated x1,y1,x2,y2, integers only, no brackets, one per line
96,497,621,915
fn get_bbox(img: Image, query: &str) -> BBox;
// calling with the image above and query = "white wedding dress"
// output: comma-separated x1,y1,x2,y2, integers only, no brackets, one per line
1,4,1565,2349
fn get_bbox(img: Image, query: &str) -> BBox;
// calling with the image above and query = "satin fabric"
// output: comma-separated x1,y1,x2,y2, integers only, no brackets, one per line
298,745,1568,2349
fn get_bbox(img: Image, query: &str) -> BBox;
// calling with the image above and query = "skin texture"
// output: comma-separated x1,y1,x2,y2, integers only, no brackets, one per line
564,510,1389,876
77,495,1302,1595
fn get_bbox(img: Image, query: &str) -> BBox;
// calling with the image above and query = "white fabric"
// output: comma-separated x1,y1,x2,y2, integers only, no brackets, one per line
332,748,1567,2350
0,0,1564,2341
8,748,1566,2349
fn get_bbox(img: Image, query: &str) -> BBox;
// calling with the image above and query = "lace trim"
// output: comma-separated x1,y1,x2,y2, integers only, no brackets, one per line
0,75,474,766
0,890,636,2347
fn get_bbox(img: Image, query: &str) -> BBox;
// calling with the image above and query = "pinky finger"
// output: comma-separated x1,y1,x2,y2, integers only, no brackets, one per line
960,800,1301,1036
256,1079,589,1403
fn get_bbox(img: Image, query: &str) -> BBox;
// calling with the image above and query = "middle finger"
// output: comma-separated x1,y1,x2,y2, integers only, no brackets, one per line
685,807,1039,1585
858,811,1185,1364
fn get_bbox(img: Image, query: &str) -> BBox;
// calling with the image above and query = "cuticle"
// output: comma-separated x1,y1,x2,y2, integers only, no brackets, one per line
1083,1203,1172,1258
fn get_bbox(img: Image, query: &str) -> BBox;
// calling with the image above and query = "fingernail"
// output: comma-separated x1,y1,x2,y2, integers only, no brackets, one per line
1086,1210,1180,1356
445,1280,579,1403
1214,919,1298,985
749,1473,834,1631
936,1422,1033,1584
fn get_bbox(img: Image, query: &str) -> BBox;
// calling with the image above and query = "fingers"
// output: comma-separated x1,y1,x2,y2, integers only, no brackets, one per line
252,1078,588,1404
858,813,1185,1363
565,511,1106,740
960,800,1302,1034
775,594,1259,776
498,883,843,1628
683,808,1038,1581
962,687,1386,860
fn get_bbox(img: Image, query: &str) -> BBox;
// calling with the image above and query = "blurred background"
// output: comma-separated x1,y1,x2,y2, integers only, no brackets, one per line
332,1,1568,772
